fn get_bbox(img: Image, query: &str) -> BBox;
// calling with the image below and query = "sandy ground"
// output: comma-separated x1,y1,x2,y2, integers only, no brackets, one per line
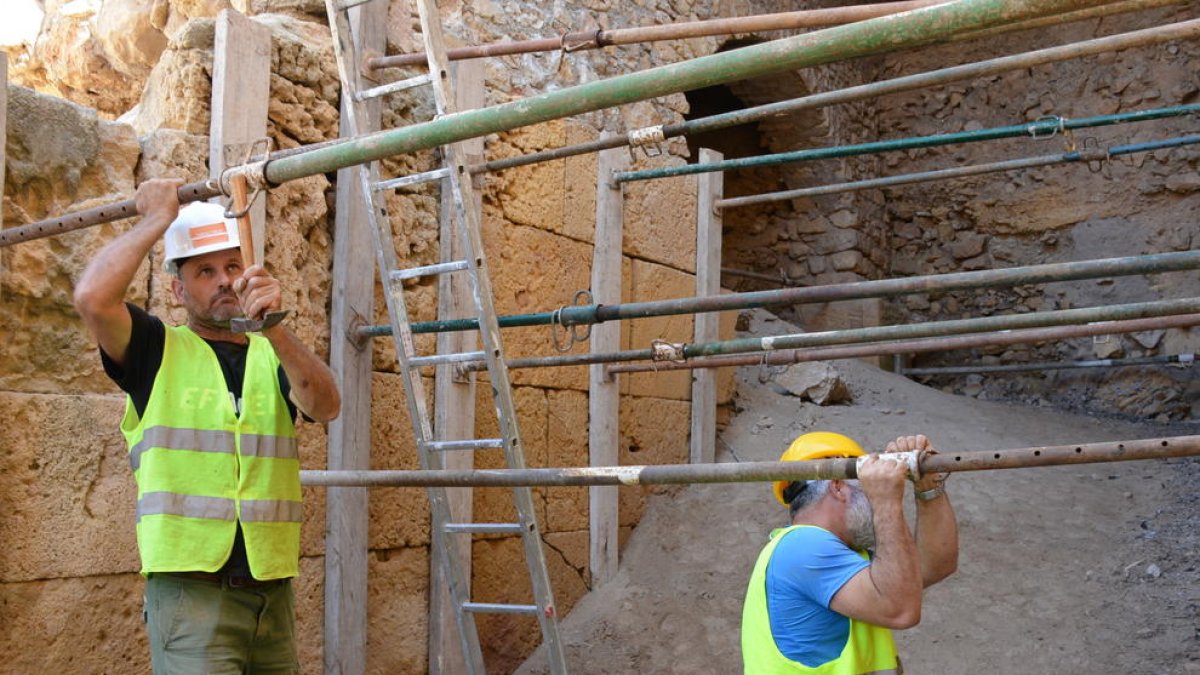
517,310,1199,675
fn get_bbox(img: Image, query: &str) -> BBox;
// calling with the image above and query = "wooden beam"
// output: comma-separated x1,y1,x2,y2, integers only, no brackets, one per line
325,1,384,673
589,141,628,587
209,9,270,261
691,148,723,465
429,57,484,675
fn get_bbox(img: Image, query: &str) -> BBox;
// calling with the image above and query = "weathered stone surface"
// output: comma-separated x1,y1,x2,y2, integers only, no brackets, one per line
93,0,170,80
617,395,690,527
772,362,851,406
2,87,141,395
133,18,216,136
486,222,596,391
472,385,550,528
20,2,140,117
624,259,694,401
231,0,326,17
0,392,137,581
294,554,325,673
545,389,589,533
368,372,431,549
365,546,430,675
0,573,149,674
621,157,698,273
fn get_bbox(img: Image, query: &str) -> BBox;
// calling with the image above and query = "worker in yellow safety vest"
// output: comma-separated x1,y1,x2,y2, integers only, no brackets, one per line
741,432,959,674
74,178,341,674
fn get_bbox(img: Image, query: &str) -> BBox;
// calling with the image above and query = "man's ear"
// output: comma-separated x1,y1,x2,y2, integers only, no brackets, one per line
171,276,185,304
829,479,850,503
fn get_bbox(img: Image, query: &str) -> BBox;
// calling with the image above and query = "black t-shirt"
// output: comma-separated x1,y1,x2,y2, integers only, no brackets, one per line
101,303,298,577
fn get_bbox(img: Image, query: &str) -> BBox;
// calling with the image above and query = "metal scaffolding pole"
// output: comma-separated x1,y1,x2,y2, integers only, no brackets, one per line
455,298,1200,372
721,267,806,287
367,0,948,69
715,134,1200,210
4,11,1193,249
475,18,1200,178
614,103,1200,184
260,0,1125,185
901,352,1196,376
299,435,1200,488
603,314,1200,375
353,250,1200,338
367,0,1183,70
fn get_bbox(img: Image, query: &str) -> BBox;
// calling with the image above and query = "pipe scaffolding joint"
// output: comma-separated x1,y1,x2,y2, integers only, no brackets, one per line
856,450,922,481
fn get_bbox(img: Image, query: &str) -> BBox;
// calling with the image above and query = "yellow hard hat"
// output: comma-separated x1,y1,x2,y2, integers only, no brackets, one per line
773,432,865,504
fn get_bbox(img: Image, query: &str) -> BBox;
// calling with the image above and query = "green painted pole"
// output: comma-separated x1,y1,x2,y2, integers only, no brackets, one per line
261,0,1122,185
354,250,1200,338
478,17,1200,178
451,298,1200,371
614,104,1200,184
715,134,1200,210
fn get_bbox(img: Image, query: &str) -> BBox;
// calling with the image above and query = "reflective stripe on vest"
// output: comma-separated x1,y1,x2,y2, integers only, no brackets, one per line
241,499,304,523
129,427,235,471
741,525,900,675
137,491,236,523
121,325,300,579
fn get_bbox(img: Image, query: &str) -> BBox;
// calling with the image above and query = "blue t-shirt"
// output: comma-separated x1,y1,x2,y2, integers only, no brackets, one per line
765,526,871,667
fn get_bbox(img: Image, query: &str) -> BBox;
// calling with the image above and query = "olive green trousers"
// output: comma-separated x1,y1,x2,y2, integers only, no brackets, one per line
144,573,298,674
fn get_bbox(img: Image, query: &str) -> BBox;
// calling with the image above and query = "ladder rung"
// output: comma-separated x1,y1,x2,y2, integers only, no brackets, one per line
462,602,540,615
444,522,524,534
422,438,505,452
335,0,375,10
390,260,470,282
355,73,434,101
375,167,452,191
409,351,487,368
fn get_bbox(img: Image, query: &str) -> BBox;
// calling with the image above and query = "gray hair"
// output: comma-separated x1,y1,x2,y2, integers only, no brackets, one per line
787,479,832,519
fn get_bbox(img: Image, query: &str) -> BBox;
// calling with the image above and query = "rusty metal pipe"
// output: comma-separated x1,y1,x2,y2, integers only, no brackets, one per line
602,313,1200,376
721,267,807,286
367,1,948,70
299,435,1200,488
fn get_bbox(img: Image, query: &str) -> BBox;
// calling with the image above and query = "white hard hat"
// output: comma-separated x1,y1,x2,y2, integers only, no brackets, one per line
162,201,240,274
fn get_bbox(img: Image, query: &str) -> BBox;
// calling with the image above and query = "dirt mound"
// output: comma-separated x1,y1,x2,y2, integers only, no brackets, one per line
517,310,1200,675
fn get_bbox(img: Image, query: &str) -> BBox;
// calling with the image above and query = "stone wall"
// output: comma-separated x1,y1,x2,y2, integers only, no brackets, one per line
1,1,743,674
872,5,1200,420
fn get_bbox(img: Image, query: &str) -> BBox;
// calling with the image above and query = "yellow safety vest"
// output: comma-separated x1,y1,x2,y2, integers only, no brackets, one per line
120,325,300,580
741,525,900,675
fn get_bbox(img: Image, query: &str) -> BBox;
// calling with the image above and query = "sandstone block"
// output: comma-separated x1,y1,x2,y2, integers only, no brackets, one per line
0,573,149,674
545,389,589,533
621,158,697,272
616,395,690,526
624,259,694,401
0,392,139,581
485,223,596,391
368,372,432,549
366,546,430,675
295,554,325,672
472,386,550,528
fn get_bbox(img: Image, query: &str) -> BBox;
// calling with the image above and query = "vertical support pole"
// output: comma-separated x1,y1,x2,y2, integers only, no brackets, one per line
430,58,484,675
209,9,270,261
325,2,384,674
691,148,723,465
0,52,7,299
589,141,628,587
